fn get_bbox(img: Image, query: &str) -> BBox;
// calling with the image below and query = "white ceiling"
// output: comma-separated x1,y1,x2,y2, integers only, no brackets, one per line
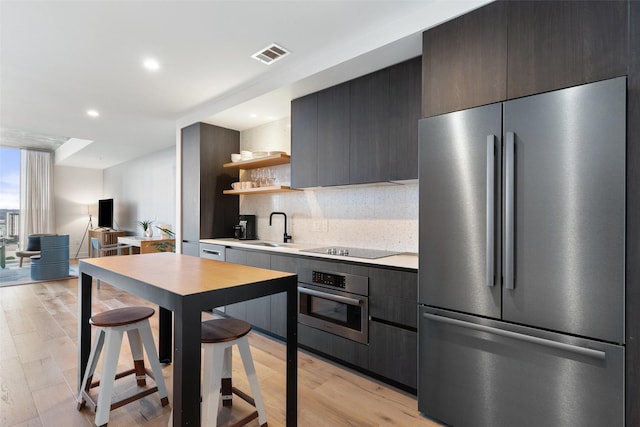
0,0,490,170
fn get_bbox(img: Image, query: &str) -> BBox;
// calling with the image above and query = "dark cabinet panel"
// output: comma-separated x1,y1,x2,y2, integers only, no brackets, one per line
349,68,390,184
422,1,507,117
507,1,628,99
317,83,350,186
369,267,417,328
224,248,248,320
291,93,318,188
389,56,421,181
243,251,271,330
181,122,238,254
369,321,417,389
298,323,368,369
270,254,299,338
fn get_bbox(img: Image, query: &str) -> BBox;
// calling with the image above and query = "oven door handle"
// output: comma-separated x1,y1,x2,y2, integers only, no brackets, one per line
298,287,363,306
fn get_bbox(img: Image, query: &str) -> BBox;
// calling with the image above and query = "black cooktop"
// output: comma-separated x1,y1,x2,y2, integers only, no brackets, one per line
301,246,399,259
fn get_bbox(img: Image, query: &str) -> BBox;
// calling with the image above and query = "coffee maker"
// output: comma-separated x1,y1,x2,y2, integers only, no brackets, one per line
234,215,256,240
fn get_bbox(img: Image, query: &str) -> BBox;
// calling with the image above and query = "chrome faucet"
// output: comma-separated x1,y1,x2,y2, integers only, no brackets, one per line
269,211,292,243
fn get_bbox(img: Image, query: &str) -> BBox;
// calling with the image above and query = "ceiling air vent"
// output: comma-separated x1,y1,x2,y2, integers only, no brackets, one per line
251,43,290,65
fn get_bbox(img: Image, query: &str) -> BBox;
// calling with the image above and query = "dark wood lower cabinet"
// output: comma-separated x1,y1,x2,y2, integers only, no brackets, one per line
298,323,369,368
368,321,417,389
222,248,418,389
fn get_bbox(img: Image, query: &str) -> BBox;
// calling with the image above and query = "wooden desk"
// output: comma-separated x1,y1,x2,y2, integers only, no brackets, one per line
78,253,298,426
118,236,176,253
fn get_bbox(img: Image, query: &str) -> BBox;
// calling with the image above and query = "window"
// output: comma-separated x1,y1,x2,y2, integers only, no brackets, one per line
0,147,20,261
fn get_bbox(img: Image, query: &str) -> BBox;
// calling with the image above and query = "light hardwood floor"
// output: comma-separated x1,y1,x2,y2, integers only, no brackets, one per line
0,274,440,427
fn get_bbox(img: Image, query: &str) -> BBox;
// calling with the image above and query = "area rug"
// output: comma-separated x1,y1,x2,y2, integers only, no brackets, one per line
0,264,78,288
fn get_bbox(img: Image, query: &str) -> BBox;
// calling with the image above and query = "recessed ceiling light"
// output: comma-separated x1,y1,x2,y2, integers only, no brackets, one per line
143,58,160,71
87,110,100,117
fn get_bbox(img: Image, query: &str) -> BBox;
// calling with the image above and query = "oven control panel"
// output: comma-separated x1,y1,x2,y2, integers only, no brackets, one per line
312,271,346,289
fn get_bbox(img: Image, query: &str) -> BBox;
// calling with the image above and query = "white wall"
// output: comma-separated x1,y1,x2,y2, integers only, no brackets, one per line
54,166,103,258
103,147,176,236
239,118,418,253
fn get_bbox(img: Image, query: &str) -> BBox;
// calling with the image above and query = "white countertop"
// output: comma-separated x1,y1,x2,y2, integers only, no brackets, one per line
200,238,418,270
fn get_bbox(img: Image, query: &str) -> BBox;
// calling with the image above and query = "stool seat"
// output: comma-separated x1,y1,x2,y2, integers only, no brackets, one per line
91,306,155,327
202,318,251,343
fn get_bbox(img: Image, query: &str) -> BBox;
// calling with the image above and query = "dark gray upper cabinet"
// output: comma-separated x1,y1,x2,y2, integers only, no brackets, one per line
181,122,238,252
389,56,421,181
349,68,390,184
291,57,421,187
507,1,628,100
422,0,629,117
317,82,350,186
422,1,508,118
290,93,318,188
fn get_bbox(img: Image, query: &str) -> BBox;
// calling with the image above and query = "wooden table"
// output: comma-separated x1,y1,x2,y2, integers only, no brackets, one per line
118,235,176,253
78,252,298,426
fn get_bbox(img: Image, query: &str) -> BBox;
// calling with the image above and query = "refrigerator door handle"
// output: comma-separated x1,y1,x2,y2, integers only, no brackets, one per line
504,132,515,290
486,135,495,287
422,313,606,360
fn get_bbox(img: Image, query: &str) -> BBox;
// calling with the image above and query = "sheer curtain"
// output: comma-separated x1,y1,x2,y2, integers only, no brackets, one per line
19,150,55,249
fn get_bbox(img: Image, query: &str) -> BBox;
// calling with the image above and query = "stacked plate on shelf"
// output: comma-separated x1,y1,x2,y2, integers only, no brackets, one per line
230,150,287,163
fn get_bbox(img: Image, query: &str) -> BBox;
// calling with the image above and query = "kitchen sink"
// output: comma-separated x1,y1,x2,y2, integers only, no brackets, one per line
245,241,285,247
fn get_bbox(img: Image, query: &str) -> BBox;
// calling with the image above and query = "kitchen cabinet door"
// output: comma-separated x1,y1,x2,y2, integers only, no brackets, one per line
317,83,350,186
368,321,416,389
224,248,248,320
349,68,390,184
298,323,368,369
291,93,318,188
389,57,421,181
507,1,627,100
422,1,507,118
269,254,299,338
244,251,271,330
369,267,417,328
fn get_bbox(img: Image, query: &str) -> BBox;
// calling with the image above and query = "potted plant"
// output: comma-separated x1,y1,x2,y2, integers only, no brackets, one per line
155,224,175,239
138,219,154,237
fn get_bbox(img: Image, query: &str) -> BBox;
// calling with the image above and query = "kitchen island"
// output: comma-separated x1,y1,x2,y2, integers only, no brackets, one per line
78,252,298,426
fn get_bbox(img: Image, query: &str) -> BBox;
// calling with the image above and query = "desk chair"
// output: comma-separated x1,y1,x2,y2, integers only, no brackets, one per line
90,237,132,287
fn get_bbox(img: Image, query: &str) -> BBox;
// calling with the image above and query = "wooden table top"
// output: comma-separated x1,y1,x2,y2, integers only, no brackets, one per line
80,252,296,296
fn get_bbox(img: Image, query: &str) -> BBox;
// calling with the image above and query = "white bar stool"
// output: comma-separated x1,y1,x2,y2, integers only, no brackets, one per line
169,318,268,426
77,306,169,426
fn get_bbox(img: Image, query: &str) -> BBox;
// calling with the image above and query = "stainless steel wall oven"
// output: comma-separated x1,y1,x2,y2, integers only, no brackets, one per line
298,268,369,344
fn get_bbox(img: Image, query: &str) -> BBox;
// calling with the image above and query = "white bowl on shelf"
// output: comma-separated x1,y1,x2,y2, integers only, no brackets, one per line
240,151,253,161
252,151,268,158
231,154,242,162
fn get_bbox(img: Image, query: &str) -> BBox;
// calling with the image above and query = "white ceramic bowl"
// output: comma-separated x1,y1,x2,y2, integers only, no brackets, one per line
231,154,241,162
252,151,268,158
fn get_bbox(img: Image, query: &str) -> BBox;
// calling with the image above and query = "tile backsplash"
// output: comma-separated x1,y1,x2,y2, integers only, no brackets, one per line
239,117,418,253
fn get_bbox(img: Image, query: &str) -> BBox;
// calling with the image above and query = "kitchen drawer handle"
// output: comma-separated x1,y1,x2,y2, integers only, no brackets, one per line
422,313,606,360
202,249,221,256
298,287,362,306
486,135,495,287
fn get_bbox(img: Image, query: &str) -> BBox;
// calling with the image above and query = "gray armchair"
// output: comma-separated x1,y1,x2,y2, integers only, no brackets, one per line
31,235,70,280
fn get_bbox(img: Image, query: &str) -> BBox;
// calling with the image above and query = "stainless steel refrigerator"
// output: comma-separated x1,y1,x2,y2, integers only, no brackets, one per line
418,77,626,427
